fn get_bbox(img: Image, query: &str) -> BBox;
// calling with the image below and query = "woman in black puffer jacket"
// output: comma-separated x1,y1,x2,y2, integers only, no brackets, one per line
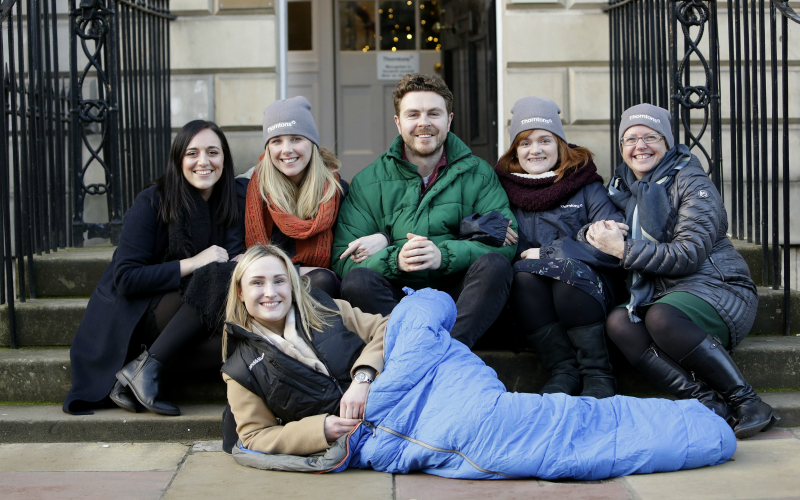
496,96,624,399
588,103,778,439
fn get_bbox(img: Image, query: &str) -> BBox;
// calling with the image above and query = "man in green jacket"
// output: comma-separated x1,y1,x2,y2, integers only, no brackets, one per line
332,74,517,348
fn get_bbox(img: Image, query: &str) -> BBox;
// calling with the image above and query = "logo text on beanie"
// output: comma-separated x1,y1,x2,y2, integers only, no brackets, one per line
521,117,553,125
629,114,660,124
268,120,297,133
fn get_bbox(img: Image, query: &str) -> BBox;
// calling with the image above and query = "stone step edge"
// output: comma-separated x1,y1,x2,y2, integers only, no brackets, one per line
1,392,798,443
0,403,224,443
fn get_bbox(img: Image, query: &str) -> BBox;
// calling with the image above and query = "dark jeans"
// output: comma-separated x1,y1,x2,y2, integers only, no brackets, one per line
341,252,513,349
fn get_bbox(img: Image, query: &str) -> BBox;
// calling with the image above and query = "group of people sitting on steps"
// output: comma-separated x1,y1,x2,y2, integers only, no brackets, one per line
63,73,780,480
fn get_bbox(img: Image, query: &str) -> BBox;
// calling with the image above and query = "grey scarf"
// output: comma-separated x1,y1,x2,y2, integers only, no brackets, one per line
607,144,692,322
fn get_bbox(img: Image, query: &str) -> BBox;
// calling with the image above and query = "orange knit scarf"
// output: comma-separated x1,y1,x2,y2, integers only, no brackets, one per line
245,166,341,268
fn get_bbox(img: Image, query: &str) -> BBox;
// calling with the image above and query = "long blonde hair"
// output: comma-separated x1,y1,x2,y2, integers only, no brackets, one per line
223,244,339,360
257,143,343,220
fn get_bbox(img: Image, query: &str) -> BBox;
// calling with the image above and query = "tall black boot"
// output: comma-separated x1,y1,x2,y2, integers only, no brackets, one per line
526,322,580,395
565,322,617,399
116,348,181,416
680,335,779,439
635,344,735,426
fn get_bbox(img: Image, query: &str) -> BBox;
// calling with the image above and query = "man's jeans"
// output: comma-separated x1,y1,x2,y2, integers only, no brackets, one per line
340,253,513,349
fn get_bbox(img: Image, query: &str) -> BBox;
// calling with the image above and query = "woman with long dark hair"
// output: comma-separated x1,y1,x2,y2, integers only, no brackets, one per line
64,120,245,416
495,96,624,399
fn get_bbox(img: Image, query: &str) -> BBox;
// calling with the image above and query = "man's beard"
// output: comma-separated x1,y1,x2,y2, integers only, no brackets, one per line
402,128,446,158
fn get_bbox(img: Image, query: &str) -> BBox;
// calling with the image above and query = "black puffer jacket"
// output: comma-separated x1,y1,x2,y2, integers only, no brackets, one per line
221,289,365,424
599,156,757,347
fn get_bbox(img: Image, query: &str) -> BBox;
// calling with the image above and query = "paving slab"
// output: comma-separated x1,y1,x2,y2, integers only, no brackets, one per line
395,473,631,500
163,452,393,500
0,442,189,471
0,404,225,443
0,471,174,500
620,439,800,500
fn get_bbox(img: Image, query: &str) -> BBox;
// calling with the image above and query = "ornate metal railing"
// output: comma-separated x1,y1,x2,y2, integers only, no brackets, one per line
1,0,174,348
1,0,70,348
605,0,798,335
70,0,174,245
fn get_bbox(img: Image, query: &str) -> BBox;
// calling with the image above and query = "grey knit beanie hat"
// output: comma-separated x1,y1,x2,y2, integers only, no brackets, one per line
509,96,566,143
262,96,319,147
618,103,674,148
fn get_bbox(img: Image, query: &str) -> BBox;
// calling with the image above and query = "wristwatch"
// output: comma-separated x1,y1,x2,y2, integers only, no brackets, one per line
354,371,374,384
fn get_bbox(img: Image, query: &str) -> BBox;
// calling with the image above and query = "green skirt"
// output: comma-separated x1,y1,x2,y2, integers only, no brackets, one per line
621,292,730,349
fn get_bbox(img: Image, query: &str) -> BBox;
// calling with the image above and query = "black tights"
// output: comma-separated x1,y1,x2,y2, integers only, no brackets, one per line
606,303,708,364
511,272,605,331
143,291,220,371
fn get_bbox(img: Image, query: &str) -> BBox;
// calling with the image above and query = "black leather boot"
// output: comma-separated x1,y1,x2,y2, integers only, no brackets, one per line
109,380,141,413
680,335,779,439
635,344,735,426
565,322,617,399
116,349,181,416
526,322,580,395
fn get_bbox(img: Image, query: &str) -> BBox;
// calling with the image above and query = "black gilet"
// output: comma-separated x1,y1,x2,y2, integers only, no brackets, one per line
221,288,366,424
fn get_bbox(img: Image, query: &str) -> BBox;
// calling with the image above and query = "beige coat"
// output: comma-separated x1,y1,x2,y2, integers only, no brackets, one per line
224,299,388,456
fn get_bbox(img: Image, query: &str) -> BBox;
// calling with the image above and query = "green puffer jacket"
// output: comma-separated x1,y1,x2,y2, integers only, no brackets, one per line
331,133,517,289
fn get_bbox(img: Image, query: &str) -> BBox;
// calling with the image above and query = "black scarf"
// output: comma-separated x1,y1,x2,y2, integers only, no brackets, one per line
166,187,227,292
607,144,692,322
494,155,604,212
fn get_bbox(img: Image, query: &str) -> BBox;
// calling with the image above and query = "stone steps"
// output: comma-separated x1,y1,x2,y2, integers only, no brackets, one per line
0,404,224,443
2,336,798,403
1,285,797,348
2,391,799,443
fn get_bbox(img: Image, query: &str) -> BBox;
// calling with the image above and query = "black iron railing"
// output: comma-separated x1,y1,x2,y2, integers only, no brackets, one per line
605,0,798,335
70,0,174,245
1,0,70,349
1,0,174,348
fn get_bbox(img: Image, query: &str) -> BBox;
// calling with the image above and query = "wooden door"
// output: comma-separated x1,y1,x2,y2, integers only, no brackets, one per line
439,0,497,165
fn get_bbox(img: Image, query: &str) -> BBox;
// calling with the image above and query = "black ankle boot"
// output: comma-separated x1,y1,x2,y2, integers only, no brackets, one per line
680,335,779,439
565,322,617,399
526,322,580,395
116,349,181,416
635,344,735,426
109,380,141,413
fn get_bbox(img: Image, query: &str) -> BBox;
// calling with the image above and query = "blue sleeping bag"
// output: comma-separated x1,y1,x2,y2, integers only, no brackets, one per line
334,287,736,480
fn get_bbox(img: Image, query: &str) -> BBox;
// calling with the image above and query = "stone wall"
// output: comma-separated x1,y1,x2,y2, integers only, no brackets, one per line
170,0,278,175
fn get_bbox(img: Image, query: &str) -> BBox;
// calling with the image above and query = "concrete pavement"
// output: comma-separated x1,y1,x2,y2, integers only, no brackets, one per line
2,427,800,500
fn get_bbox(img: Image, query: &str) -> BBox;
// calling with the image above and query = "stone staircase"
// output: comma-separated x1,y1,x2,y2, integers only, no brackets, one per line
1,242,799,443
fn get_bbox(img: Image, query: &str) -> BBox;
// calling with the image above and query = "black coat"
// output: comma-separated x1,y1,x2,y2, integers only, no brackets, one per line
512,182,625,306
63,182,246,414
513,182,624,267
608,157,757,347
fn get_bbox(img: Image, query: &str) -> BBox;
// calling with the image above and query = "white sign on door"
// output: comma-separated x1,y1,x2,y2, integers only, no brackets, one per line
377,53,420,81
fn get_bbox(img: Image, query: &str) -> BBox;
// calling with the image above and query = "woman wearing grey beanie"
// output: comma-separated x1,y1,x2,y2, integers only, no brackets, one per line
588,103,778,438
495,96,624,399
244,96,386,298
